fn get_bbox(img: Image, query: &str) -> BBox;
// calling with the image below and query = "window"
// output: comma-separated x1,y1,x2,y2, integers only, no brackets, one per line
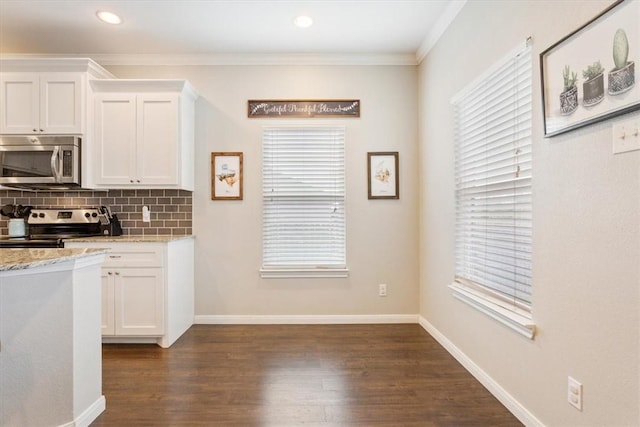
261,126,347,278
451,40,535,339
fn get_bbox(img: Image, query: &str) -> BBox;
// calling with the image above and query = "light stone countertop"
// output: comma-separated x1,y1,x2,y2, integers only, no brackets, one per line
66,235,194,243
0,248,109,272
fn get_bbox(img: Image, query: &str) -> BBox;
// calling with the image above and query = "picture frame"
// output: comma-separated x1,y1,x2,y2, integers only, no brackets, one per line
247,99,360,118
367,152,399,200
540,0,639,137
211,152,243,200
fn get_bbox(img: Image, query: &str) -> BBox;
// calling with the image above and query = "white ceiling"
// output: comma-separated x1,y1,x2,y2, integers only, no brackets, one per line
0,1,465,64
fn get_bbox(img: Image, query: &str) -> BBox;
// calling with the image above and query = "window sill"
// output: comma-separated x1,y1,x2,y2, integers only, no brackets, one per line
449,283,536,340
261,268,349,279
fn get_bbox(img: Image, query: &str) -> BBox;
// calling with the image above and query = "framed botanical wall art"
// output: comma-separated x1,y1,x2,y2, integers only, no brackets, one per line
367,152,399,200
211,152,243,200
540,0,639,137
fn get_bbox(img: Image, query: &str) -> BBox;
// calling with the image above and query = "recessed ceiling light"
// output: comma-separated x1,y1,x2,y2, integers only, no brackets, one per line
293,15,313,28
96,10,122,25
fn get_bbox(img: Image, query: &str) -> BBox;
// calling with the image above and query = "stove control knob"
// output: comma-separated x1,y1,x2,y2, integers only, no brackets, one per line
85,212,90,218
38,213,45,218
32,213,38,218
92,212,98,218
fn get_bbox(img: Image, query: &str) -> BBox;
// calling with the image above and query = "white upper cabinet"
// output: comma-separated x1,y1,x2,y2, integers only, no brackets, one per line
93,93,137,185
1,72,83,134
90,80,197,190
137,95,180,186
0,59,114,135
0,73,39,134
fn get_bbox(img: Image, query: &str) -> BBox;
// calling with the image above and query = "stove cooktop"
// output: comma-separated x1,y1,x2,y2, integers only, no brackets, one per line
0,237,65,248
1,207,122,247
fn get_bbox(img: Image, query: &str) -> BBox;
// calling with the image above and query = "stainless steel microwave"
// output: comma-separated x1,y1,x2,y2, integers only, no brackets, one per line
0,136,81,190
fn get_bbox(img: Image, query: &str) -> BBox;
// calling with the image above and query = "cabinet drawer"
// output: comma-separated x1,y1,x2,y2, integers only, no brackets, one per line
103,247,163,267
66,242,164,267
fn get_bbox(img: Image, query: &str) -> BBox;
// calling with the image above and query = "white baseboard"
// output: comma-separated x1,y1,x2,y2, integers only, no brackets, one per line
102,336,159,345
418,316,544,427
195,314,419,325
58,395,105,427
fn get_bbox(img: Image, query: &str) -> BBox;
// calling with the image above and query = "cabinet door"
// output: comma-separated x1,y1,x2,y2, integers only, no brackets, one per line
136,94,179,185
94,94,137,185
102,270,116,336
114,268,164,336
0,72,39,134
39,73,83,134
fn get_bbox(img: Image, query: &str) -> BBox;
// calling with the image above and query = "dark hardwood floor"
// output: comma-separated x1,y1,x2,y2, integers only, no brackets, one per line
92,324,522,426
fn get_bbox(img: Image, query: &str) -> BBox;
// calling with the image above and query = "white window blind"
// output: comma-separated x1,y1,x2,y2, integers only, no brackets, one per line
262,126,346,271
453,41,533,318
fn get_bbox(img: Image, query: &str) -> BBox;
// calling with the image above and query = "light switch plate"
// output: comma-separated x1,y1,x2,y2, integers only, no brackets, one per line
612,117,640,154
567,376,583,411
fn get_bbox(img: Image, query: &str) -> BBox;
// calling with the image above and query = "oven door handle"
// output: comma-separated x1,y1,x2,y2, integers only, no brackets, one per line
50,146,62,182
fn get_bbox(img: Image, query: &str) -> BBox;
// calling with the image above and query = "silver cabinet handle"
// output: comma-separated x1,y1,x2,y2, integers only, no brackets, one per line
109,255,122,259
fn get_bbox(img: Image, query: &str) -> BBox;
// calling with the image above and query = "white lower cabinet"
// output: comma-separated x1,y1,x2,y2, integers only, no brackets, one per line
101,267,164,336
66,238,194,348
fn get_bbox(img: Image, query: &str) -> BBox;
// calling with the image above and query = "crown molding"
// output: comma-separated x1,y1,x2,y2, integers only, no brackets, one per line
1,52,418,67
90,79,199,99
0,55,115,78
93,53,418,66
416,0,467,64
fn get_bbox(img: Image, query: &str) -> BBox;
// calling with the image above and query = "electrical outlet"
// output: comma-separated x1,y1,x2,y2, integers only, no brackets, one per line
142,205,151,223
567,376,582,411
378,284,387,297
612,117,640,154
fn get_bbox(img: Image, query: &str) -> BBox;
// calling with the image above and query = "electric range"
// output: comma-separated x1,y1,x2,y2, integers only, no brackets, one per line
0,207,122,248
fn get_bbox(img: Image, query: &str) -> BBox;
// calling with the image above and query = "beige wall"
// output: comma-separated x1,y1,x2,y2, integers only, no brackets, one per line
107,64,420,317
419,1,639,425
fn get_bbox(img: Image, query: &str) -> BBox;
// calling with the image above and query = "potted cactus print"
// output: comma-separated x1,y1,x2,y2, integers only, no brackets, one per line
582,61,605,106
608,28,635,95
560,65,578,115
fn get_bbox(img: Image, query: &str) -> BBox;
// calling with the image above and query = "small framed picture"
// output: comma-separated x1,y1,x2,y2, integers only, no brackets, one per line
211,152,243,200
367,152,399,200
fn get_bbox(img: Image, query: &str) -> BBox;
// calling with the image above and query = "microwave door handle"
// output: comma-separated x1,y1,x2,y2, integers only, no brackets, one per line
50,146,62,182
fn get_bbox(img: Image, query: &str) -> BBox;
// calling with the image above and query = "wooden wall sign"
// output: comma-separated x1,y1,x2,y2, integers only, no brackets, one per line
248,100,360,118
